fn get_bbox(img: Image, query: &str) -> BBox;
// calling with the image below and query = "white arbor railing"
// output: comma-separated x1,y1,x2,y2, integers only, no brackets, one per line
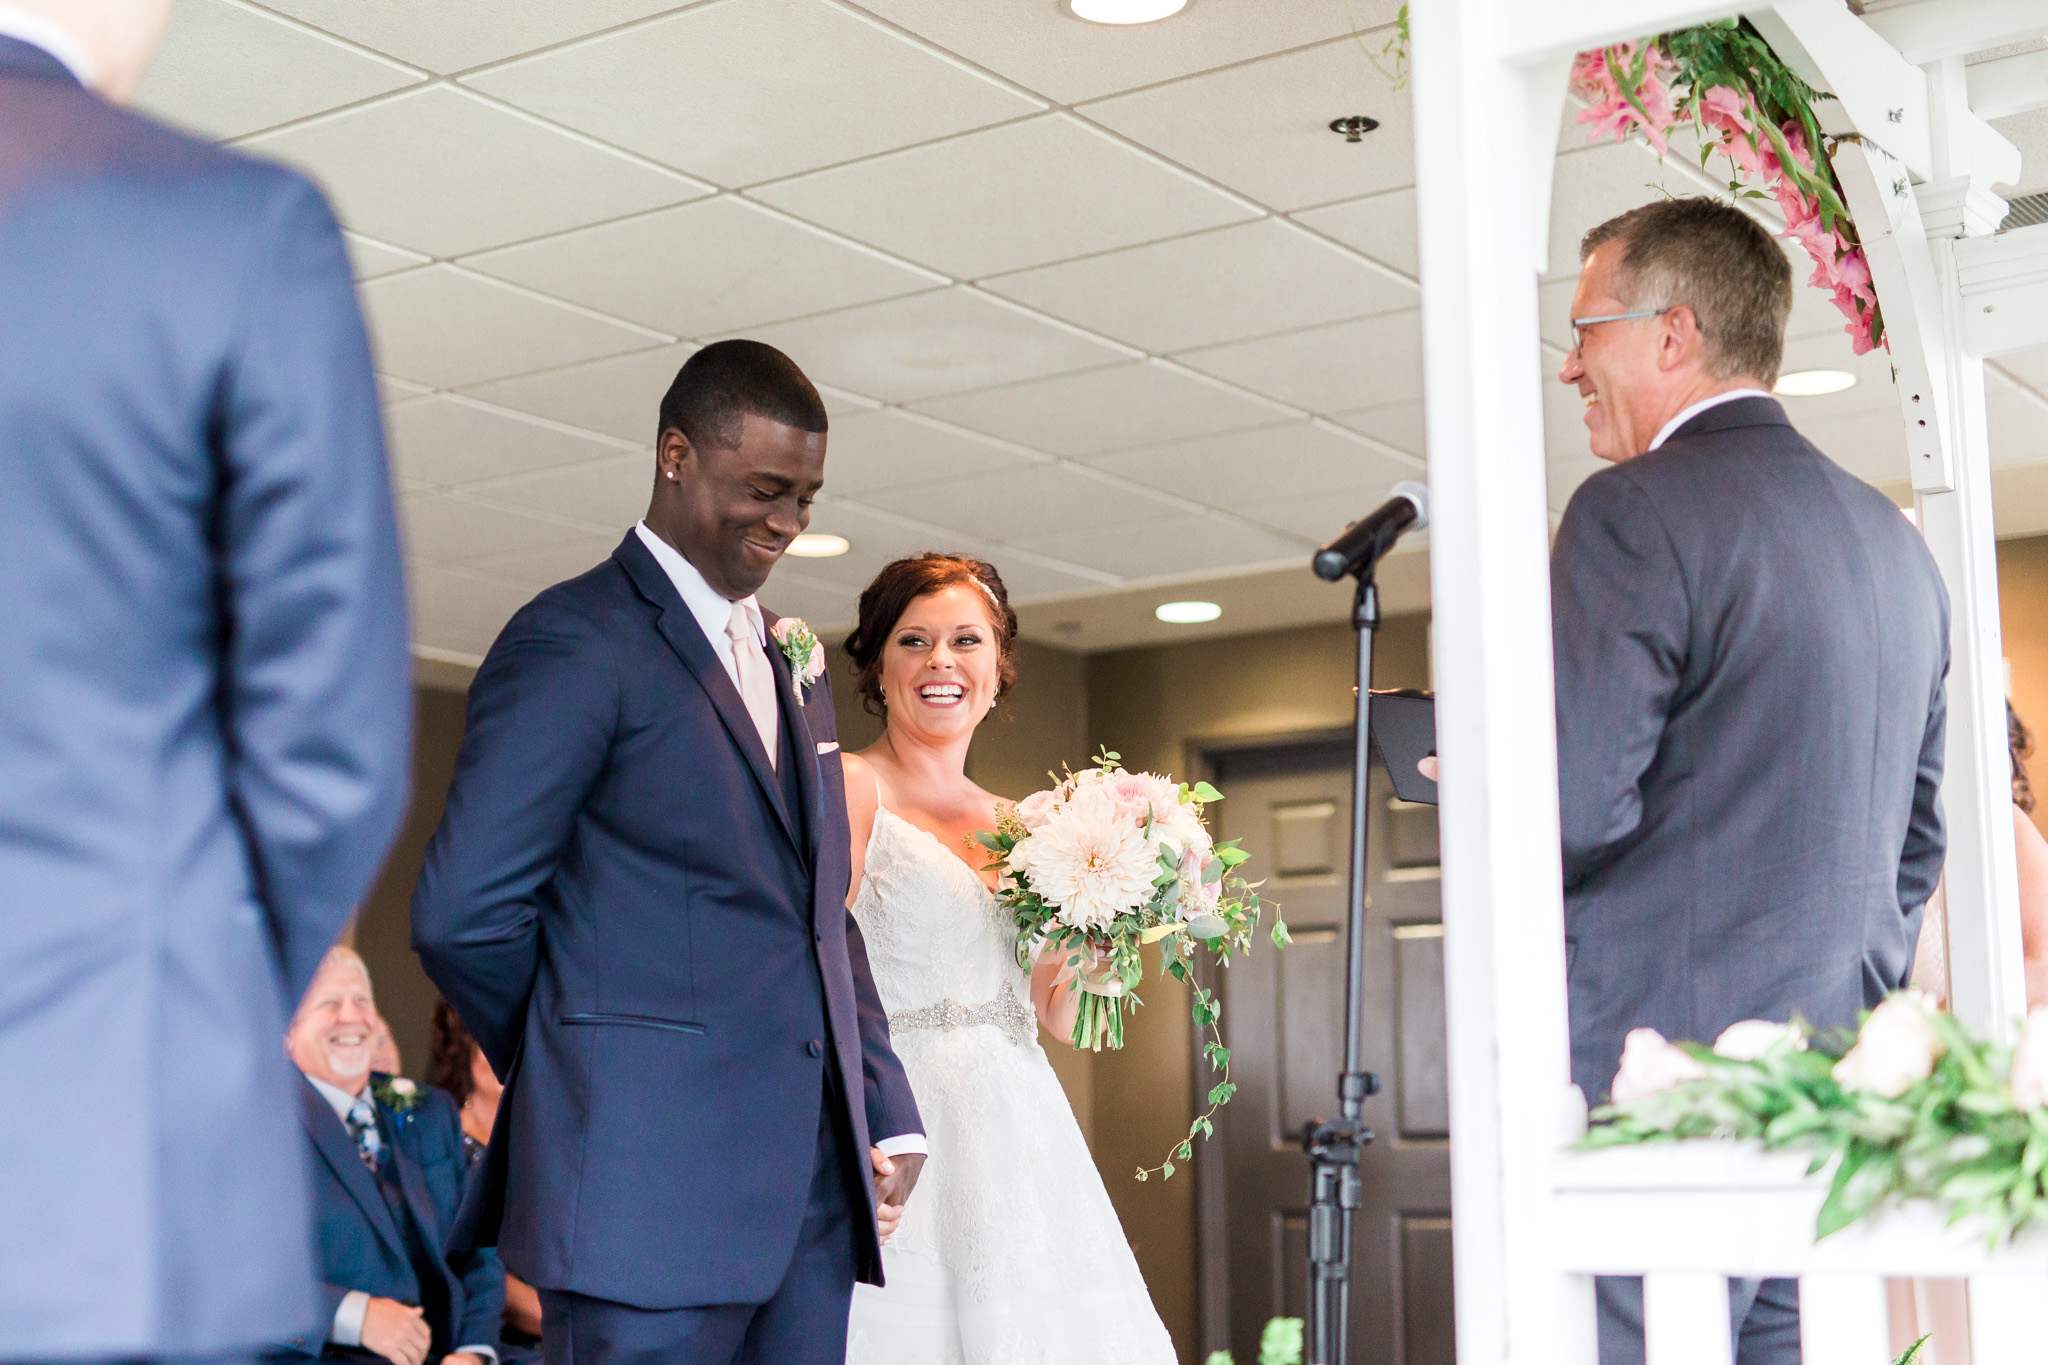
1408,0,2044,1359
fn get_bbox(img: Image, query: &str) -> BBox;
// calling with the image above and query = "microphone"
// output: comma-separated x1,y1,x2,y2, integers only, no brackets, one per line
1312,481,1430,582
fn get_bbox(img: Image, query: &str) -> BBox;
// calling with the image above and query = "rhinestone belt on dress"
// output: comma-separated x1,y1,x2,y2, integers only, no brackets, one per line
891,991,1036,1047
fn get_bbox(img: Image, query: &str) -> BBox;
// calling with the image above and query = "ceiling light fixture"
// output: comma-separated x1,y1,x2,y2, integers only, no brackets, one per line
1065,0,1189,25
785,533,850,558
1155,600,1222,624
1773,369,1856,397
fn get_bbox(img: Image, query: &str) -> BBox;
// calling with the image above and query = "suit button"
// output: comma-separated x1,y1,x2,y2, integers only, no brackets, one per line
807,1039,824,1057
815,930,823,942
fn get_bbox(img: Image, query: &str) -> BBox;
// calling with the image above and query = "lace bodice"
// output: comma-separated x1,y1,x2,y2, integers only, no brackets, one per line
853,809,1027,1021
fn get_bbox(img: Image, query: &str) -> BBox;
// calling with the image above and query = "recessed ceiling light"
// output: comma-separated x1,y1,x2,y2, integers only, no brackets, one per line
1156,600,1221,624
1774,369,1856,396
786,533,849,558
1066,0,1189,24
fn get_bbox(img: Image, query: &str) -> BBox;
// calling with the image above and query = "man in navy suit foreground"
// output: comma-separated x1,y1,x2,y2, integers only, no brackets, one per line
0,3,412,1360
283,949,505,1365
414,342,925,1365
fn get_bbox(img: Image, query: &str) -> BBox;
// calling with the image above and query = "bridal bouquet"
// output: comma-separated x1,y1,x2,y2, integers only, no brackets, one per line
976,749,1287,1180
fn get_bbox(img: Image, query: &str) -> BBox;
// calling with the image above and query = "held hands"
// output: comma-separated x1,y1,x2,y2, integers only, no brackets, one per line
870,1148,926,1245
360,1297,432,1365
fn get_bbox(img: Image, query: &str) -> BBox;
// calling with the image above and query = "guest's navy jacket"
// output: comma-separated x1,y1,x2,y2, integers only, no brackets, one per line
1553,396,1949,1100
412,533,922,1308
284,1074,504,1361
0,37,410,1357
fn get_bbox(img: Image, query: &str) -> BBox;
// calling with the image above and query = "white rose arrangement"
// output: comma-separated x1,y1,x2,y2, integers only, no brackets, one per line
1584,994,2048,1243
976,749,1289,1181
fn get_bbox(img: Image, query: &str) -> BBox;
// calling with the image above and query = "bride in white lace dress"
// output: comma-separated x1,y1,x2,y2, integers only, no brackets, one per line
836,554,1176,1365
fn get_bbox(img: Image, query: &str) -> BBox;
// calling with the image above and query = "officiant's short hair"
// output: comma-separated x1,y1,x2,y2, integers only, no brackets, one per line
658,339,829,452
1580,197,1793,387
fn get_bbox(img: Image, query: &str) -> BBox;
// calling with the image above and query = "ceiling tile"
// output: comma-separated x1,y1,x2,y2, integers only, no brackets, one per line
137,0,421,141
850,0,1394,106
1989,370,2048,469
976,556,1116,599
463,0,1042,186
260,0,690,75
408,563,538,658
1087,421,1414,506
1172,311,1421,414
856,462,1187,540
344,232,430,279
911,360,1294,457
983,219,1413,354
764,498,996,593
1239,488,1396,542
1014,512,1305,580
464,532,628,588
243,86,706,258
387,394,630,488
360,266,668,389
734,287,1130,403
1543,141,1714,280
378,373,432,403
461,343,694,441
1995,348,2048,398
1293,186,1417,276
1330,398,1424,457
753,566,863,630
399,491,600,564
462,197,940,336
820,410,1044,496
464,454,654,532
1079,36,1413,212
749,113,1258,279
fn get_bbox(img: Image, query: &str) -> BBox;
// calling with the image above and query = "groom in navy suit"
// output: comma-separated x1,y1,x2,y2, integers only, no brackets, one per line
413,341,924,1365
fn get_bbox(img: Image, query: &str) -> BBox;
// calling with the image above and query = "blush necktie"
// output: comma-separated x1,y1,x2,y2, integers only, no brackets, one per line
727,600,778,770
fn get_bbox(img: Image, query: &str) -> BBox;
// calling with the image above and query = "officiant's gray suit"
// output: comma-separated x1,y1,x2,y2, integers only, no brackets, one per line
1553,394,1948,1362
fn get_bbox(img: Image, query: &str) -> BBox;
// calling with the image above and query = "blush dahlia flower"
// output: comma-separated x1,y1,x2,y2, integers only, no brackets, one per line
1014,788,1158,931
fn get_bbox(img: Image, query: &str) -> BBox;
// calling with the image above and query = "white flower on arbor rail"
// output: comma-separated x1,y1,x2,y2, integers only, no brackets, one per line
1609,1027,1706,1103
1712,1019,1806,1062
1833,992,1945,1098
2011,1007,2048,1111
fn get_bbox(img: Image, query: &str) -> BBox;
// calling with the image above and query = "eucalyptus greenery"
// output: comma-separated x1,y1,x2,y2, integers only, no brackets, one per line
1584,1007,2048,1244
1201,1316,1305,1365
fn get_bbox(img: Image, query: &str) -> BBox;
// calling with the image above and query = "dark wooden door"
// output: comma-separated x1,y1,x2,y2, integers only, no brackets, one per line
1201,738,1453,1365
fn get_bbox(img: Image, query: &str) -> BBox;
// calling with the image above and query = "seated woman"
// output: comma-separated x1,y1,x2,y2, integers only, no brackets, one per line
427,1001,544,1357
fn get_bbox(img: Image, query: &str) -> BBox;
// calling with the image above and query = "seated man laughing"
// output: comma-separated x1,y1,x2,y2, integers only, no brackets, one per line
281,948,504,1365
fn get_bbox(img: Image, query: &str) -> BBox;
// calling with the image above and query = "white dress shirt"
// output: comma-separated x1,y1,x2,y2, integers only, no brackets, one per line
304,1072,497,1362
1648,387,1773,452
629,524,928,1160
0,3,96,85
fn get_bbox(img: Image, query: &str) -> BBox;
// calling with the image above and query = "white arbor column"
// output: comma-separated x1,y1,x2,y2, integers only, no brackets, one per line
1408,2,1589,1359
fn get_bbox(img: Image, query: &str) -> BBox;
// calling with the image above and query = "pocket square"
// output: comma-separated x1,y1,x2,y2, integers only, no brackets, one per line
815,741,840,754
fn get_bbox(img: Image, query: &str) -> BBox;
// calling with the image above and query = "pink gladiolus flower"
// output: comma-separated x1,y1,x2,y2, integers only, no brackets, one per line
1698,85,1753,136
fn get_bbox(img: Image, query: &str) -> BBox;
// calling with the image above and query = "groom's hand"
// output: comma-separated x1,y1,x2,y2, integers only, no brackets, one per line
870,1148,926,1244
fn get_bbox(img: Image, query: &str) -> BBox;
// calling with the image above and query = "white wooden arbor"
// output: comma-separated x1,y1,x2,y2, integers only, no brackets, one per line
1407,1,2048,1359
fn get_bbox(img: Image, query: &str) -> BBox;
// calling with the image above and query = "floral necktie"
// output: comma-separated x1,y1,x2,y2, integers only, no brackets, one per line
345,1094,384,1174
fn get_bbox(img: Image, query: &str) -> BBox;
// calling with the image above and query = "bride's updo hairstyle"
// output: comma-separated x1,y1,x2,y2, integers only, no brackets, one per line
843,554,1018,718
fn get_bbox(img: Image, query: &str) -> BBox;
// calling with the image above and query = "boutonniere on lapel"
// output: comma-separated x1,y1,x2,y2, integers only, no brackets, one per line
770,617,826,698
373,1075,420,1121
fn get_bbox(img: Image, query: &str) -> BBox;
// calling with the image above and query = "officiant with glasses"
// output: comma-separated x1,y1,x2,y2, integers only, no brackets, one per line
1549,197,1948,1364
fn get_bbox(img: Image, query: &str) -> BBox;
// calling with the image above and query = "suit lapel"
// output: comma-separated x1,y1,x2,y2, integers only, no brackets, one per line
764,624,823,868
612,536,801,855
296,1076,407,1263
384,1103,460,1308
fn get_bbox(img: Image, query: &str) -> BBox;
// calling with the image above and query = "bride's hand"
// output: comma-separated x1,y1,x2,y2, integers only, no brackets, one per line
871,1148,926,1244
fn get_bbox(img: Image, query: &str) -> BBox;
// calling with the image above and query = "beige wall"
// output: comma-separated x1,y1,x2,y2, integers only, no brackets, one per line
353,683,469,1078
2001,535,2048,838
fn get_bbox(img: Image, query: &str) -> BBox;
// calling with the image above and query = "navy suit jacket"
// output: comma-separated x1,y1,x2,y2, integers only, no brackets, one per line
1553,396,1948,1100
283,1074,504,1360
0,39,411,1356
412,532,921,1308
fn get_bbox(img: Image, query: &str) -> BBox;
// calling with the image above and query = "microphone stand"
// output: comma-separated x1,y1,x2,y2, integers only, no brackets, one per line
1299,568,1384,1365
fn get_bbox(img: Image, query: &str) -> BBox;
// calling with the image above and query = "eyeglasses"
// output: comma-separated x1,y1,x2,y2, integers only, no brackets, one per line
1568,307,1675,354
